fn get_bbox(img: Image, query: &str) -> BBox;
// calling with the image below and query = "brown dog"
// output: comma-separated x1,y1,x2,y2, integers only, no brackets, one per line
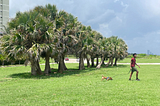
101,75,113,81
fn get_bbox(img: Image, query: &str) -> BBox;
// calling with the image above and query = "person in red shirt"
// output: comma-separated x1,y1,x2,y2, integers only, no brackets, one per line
129,53,140,81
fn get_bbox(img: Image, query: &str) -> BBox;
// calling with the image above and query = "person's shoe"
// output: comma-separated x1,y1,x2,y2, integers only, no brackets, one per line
136,78,140,81
129,78,131,81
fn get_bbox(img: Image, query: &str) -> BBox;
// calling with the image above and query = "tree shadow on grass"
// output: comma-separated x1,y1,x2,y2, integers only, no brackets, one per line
9,65,127,79
9,66,95,79
102,64,128,68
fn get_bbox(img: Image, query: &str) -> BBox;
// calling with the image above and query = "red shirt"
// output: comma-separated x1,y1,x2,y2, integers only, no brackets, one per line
131,58,136,67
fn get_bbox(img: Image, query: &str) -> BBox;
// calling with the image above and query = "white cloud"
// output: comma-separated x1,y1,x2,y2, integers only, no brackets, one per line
9,0,48,17
86,9,116,25
115,16,122,23
144,1,160,16
120,1,129,11
126,30,160,54
98,24,112,37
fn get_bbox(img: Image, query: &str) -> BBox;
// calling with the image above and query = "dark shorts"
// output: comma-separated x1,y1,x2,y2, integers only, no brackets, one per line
131,67,138,72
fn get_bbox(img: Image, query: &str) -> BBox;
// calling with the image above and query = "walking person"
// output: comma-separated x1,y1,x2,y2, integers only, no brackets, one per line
129,53,140,81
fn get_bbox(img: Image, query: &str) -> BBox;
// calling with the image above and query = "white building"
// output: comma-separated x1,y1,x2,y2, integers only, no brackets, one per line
0,0,9,33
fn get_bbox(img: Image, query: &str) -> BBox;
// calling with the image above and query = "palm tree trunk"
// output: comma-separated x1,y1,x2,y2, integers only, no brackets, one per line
114,58,118,66
111,57,114,66
106,57,111,67
102,58,105,65
62,56,67,70
58,54,66,73
36,60,42,75
87,57,90,68
11,62,15,65
91,57,95,67
96,55,104,69
96,57,99,66
31,59,42,75
79,52,85,70
44,55,51,74
2,61,4,66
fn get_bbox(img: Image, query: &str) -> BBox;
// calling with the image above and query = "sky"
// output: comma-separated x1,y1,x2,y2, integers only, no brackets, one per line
9,0,160,55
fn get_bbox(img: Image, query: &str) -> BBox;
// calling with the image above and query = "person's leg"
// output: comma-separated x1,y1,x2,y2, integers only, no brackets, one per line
136,71,139,80
132,67,140,80
129,72,133,80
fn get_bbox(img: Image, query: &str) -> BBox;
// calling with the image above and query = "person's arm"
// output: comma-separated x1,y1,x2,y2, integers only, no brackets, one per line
136,63,140,68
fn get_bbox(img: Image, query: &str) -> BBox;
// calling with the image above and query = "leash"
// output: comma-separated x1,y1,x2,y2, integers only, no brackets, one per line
112,70,131,78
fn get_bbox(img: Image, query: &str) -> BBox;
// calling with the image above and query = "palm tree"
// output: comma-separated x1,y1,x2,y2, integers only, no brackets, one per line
75,25,87,70
85,30,103,67
3,5,79,74
33,4,58,74
2,9,56,75
73,25,93,70
54,10,79,73
113,38,128,66
96,38,109,69
105,36,128,67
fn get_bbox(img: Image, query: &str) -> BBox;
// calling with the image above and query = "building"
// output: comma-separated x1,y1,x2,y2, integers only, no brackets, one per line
0,0,9,33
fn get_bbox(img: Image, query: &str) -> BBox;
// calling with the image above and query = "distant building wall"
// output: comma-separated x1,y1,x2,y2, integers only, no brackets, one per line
0,0,9,33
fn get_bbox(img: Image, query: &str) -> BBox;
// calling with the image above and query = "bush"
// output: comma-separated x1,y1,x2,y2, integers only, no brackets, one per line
138,54,146,58
0,54,25,66
127,54,160,59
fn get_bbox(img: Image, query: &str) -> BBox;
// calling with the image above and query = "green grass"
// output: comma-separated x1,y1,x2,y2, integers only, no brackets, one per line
95,58,160,64
0,64,160,106
118,58,160,63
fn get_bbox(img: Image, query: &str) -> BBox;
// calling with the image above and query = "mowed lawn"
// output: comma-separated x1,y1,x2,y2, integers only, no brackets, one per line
118,58,160,63
0,64,160,106
95,58,160,64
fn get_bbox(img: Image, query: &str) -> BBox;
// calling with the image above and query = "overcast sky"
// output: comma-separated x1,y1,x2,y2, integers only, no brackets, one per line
9,0,160,55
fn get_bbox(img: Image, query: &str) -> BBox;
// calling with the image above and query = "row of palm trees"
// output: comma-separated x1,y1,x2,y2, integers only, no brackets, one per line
0,4,128,75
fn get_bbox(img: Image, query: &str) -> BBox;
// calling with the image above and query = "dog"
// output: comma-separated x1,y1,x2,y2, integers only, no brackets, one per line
101,75,113,81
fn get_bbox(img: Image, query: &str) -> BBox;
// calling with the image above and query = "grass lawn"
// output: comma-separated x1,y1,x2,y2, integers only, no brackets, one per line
118,58,160,63
0,64,160,106
94,58,160,64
